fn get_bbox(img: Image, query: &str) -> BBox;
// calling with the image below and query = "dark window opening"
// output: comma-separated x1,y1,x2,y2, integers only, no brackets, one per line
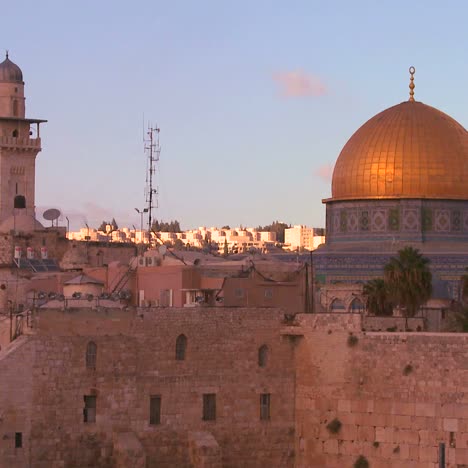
258,344,269,368
83,395,96,423
260,393,270,420
15,432,22,448
149,396,161,425
175,334,187,361
202,394,216,421
14,195,26,209
86,341,97,370
450,431,456,448
12,129,18,137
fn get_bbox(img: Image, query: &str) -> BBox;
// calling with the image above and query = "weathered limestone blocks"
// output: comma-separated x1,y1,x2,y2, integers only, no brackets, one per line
113,432,146,468
188,431,222,468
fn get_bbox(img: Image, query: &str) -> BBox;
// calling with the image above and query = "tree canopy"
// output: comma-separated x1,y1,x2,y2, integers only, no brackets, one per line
363,278,393,316
384,246,432,318
97,218,118,232
151,220,181,233
257,221,290,243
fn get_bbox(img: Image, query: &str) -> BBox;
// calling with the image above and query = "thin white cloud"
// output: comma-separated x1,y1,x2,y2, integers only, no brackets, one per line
272,70,327,97
314,163,334,182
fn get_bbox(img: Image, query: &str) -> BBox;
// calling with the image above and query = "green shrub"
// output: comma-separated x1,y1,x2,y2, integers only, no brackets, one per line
326,418,342,434
403,364,413,376
347,334,359,347
354,455,369,468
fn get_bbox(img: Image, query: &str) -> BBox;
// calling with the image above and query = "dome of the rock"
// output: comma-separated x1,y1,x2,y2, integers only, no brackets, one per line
331,100,468,201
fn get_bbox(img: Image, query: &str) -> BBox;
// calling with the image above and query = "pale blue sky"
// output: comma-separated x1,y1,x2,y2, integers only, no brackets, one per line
2,0,467,230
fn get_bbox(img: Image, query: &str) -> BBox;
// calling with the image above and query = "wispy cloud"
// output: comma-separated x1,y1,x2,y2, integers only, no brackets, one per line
314,163,334,182
272,70,327,98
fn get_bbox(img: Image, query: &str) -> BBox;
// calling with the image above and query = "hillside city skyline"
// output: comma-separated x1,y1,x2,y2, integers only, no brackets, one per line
2,1,468,232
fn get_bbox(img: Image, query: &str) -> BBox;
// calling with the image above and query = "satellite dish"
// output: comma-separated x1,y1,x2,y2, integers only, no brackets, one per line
43,208,61,227
43,208,61,221
158,245,167,256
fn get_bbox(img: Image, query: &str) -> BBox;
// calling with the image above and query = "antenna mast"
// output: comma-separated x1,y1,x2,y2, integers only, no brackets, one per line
144,125,160,240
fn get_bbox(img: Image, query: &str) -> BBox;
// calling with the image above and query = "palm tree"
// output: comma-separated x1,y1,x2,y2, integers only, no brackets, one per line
384,246,432,323
460,268,468,305
363,278,393,316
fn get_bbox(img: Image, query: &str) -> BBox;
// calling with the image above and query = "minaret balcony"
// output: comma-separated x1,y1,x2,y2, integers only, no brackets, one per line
0,136,41,149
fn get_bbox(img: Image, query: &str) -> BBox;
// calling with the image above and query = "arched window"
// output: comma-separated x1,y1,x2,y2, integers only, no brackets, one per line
12,129,18,137
258,345,268,368
349,298,364,313
86,341,97,369
14,195,26,209
330,299,346,313
12,100,18,117
175,334,187,361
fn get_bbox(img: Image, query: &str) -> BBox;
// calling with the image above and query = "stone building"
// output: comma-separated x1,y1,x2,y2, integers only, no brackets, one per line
0,52,46,232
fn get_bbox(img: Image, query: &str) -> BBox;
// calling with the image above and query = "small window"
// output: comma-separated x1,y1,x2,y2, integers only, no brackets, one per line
83,395,96,423
330,298,346,313
15,432,22,448
14,195,26,209
349,298,364,313
260,393,270,421
175,334,187,361
202,394,216,421
234,288,244,298
12,129,18,137
86,341,97,369
258,345,268,368
149,396,161,425
264,288,273,299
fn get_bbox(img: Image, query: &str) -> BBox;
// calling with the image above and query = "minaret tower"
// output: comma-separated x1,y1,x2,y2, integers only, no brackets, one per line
0,52,46,232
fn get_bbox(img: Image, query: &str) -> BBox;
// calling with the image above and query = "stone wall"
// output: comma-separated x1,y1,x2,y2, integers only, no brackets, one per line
295,314,468,467
0,336,34,468
362,315,425,332
0,307,296,468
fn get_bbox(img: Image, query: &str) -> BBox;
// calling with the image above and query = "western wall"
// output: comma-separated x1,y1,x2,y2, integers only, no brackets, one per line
0,308,296,468
1,307,468,467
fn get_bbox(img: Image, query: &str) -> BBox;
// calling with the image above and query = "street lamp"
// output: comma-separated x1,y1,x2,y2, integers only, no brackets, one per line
135,208,148,244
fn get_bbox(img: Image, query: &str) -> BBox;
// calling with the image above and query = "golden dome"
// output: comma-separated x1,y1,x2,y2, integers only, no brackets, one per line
331,100,468,201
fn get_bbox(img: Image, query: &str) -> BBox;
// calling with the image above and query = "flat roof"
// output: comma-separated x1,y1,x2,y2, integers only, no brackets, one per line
0,116,47,124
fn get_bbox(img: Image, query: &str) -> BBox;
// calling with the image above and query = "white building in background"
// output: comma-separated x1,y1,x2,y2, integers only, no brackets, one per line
66,225,280,253
284,225,325,251
67,224,326,253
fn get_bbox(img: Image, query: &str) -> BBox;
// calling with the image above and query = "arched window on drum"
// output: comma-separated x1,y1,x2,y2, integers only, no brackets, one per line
330,298,346,313
349,297,364,313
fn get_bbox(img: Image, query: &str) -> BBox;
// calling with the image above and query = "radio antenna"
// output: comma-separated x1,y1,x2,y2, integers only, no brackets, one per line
144,125,160,242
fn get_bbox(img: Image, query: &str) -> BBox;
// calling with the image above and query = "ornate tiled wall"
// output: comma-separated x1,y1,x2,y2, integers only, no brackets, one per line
325,199,468,243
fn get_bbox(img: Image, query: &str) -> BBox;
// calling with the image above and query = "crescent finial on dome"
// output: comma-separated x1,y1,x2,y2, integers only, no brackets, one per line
409,66,415,102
